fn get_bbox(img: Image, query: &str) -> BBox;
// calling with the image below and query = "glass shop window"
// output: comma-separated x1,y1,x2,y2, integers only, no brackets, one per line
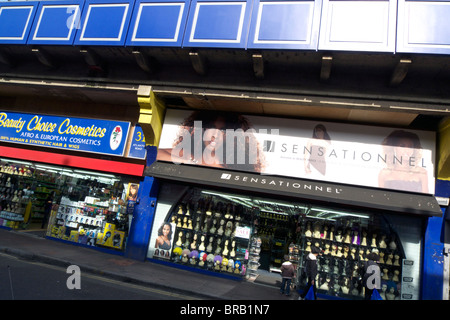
147,182,423,299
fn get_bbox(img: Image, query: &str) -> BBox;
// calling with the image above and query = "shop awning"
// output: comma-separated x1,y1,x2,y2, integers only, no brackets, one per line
145,161,443,217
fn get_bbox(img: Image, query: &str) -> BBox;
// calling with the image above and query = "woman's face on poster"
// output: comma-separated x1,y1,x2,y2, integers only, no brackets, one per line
213,117,226,130
202,117,226,150
394,137,415,158
162,224,171,237
203,128,225,150
315,127,325,139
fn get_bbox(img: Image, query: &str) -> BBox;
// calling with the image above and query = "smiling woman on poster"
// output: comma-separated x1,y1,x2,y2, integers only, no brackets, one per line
155,222,174,251
127,183,139,201
378,130,429,193
157,110,266,173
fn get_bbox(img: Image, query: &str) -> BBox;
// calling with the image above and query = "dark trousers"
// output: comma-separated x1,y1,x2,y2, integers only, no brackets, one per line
280,278,292,295
41,211,50,228
365,287,374,300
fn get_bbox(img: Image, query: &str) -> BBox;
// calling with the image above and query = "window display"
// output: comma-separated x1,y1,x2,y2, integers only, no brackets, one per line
0,160,49,229
0,158,138,252
48,172,137,251
148,181,424,299
295,212,411,300
147,185,253,276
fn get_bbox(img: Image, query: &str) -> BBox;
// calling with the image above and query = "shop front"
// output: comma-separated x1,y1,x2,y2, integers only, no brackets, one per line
141,108,442,300
0,110,147,254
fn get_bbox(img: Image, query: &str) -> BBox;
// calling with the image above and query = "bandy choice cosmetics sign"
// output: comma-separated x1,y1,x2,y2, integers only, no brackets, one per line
0,111,130,156
157,109,436,195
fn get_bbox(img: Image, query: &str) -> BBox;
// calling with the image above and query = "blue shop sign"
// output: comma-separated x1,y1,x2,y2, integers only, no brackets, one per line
128,124,147,159
0,111,130,156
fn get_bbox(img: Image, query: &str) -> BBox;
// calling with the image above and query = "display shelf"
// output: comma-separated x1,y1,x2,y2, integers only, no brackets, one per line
0,210,24,221
0,170,33,228
47,175,131,250
153,196,252,276
49,195,129,251
246,236,261,281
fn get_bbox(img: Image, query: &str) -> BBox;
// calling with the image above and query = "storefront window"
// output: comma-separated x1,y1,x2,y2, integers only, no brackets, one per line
147,183,253,275
148,181,424,300
0,158,138,252
295,207,423,300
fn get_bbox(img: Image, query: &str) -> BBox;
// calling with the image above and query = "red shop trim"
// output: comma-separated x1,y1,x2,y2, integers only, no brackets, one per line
0,145,144,176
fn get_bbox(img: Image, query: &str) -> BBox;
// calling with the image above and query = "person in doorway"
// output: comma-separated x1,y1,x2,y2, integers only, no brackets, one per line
280,255,296,296
299,246,321,300
41,191,54,229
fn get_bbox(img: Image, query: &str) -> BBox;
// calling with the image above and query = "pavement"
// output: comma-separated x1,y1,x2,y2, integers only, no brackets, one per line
0,227,298,300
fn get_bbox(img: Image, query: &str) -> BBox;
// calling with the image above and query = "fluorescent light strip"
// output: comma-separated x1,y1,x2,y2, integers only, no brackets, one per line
201,190,251,201
320,100,381,108
308,215,336,222
254,199,308,210
36,164,61,170
225,197,253,209
311,208,369,219
74,169,117,178
260,210,289,216
201,191,367,218
256,96,312,103
390,105,450,113
0,158,33,166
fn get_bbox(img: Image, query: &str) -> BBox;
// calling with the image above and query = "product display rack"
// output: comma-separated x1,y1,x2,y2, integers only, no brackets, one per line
0,172,28,228
0,162,54,229
49,196,128,250
154,190,253,277
170,202,250,275
247,235,261,281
